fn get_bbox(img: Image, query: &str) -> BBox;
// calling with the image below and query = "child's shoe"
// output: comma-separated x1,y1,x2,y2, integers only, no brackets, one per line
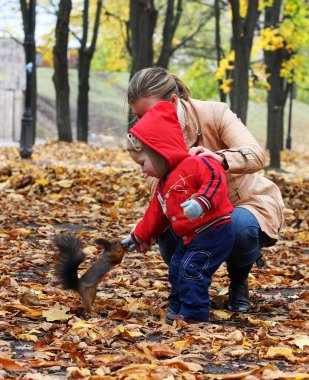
167,307,178,315
165,312,203,325
165,312,186,325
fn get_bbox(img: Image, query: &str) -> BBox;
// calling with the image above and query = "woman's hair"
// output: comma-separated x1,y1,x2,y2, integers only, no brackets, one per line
127,67,191,104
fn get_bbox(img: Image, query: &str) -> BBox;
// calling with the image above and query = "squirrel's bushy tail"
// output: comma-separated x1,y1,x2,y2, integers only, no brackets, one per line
54,233,127,312
54,233,85,291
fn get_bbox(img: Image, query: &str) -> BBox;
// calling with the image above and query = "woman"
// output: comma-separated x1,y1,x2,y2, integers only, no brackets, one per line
126,66,284,313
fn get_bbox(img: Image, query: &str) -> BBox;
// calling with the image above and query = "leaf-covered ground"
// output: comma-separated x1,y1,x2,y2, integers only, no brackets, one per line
0,142,308,380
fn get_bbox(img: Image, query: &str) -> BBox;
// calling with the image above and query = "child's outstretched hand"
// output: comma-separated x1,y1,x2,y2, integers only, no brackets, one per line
121,236,136,250
121,235,153,253
181,199,204,220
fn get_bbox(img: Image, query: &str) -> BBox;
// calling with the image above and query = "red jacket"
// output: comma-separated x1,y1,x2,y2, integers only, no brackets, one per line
130,101,233,245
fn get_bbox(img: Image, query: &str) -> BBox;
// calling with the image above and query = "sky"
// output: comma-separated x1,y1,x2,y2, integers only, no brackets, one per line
0,0,56,43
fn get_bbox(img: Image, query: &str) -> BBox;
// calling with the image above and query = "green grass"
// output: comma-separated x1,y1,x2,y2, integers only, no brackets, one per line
37,68,129,140
247,98,308,151
37,67,308,150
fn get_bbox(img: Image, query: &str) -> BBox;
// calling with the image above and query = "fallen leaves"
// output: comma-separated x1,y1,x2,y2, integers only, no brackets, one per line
0,355,27,372
7,304,43,318
264,346,298,362
42,303,72,321
0,143,308,379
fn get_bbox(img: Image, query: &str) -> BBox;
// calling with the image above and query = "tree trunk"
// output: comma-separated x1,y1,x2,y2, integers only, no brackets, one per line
215,0,226,102
265,49,285,169
20,0,37,144
77,0,103,142
264,0,289,169
156,0,182,68
77,52,91,141
126,0,157,128
229,0,260,124
52,0,72,142
129,0,157,79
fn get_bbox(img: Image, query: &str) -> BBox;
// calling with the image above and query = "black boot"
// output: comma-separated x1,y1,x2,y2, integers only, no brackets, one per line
227,279,250,312
227,263,252,313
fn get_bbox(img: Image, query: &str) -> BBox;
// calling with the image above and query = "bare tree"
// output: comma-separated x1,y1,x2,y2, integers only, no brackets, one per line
157,0,183,68
128,0,158,79
53,0,73,142
214,0,226,102
77,0,103,142
20,0,37,143
229,0,260,124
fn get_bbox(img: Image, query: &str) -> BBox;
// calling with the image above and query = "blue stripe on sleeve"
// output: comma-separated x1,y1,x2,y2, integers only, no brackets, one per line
201,157,215,196
200,157,222,200
209,168,222,200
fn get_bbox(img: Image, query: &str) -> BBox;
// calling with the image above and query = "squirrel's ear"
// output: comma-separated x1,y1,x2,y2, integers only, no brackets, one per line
94,238,112,250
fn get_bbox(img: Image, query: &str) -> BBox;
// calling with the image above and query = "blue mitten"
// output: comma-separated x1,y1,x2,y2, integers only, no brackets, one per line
181,199,204,220
121,236,135,250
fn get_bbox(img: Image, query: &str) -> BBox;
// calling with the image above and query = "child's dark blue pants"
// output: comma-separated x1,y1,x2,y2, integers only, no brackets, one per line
168,222,235,321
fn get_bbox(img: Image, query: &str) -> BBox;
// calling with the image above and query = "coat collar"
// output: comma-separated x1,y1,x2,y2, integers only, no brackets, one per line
180,98,202,149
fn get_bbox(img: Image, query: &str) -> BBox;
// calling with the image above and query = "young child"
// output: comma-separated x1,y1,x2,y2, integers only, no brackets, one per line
126,101,235,324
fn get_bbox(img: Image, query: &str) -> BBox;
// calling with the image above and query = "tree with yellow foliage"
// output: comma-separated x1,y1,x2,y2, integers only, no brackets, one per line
260,0,309,168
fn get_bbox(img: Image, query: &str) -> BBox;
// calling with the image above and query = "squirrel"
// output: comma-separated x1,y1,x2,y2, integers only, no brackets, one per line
54,233,128,312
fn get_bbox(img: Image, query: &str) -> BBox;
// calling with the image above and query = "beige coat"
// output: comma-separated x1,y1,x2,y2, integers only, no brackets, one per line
147,98,285,241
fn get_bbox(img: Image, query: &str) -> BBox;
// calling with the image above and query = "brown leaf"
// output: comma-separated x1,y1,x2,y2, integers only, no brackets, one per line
20,291,42,306
0,355,27,371
8,304,43,318
162,358,203,372
147,343,179,358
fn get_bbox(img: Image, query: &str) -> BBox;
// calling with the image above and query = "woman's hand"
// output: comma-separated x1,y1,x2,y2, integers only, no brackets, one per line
188,146,225,165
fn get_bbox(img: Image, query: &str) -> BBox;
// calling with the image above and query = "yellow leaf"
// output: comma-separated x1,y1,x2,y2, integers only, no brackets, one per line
294,336,309,350
9,304,43,318
298,231,309,241
70,321,95,330
264,346,296,361
57,179,73,188
172,339,193,348
117,325,144,338
15,333,38,342
42,303,72,321
117,325,125,333
212,309,232,320
35,178,49,186
127,330,144,338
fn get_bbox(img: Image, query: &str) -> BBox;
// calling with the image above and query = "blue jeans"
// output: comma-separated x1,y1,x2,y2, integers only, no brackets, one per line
169,223,234,321
158,208,274,267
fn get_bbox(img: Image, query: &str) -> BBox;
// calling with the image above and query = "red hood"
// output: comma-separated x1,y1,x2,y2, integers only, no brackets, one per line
130,101,189,170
